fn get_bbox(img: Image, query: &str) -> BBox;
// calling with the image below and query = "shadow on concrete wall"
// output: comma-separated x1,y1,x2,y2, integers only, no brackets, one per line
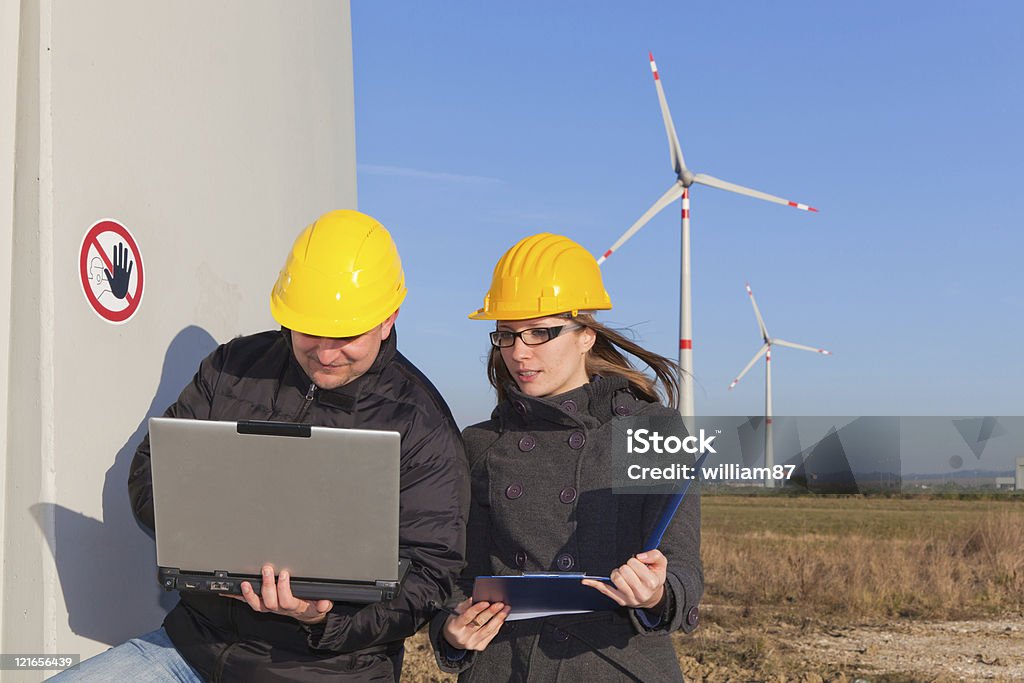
33,325,218,645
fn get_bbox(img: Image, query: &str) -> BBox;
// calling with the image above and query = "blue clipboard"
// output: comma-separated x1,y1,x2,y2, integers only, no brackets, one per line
472,573,617,621
642,450,707,552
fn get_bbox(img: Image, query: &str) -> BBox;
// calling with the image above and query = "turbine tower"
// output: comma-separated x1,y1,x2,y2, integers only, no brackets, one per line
728,282,831,487
597,53,817,418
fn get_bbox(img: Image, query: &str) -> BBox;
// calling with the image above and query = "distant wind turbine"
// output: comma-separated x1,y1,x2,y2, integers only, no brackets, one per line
728,282,831,487
597,53,817,418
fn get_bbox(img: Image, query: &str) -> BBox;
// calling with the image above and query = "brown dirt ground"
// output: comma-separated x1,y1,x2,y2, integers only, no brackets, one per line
399,607,1024,682
676,607,1024,682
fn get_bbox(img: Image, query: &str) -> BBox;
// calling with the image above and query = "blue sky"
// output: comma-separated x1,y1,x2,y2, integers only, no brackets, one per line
350,2,1024,432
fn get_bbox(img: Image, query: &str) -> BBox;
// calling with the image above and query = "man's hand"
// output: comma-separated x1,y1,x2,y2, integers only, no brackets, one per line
225,564,333,624
582,549,668,610
442,597,510,651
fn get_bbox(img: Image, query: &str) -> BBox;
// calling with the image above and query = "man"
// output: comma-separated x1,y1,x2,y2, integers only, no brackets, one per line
58,210,469,681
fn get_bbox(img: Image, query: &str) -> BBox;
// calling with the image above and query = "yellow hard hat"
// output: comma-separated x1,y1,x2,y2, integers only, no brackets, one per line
469,233,612,320
270,210,407,337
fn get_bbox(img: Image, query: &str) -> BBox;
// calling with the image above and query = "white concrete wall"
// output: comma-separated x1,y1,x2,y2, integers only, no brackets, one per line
2,1,356,678
0,0,24,659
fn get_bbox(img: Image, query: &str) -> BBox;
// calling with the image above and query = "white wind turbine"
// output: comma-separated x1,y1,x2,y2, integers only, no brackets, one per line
728,282,831,487
597,53,817,418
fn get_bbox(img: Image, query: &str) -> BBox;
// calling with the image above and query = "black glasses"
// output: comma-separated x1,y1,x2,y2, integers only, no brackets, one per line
489,324,582,348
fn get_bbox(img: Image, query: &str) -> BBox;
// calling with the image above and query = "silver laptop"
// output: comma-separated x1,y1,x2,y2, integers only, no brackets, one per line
149,417,409,603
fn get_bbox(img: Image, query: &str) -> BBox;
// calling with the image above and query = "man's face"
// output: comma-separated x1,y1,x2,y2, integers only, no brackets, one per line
290,312,397,390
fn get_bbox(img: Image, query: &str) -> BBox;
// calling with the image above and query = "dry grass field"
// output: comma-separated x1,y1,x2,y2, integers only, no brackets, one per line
700,494,1024,621
401,494,1024,681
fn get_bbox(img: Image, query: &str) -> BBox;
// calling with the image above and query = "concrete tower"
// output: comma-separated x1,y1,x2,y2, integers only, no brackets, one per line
1,1,356,673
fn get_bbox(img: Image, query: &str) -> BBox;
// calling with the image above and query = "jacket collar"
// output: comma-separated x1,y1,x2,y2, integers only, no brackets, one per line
283,327,399,412
497,374,631,429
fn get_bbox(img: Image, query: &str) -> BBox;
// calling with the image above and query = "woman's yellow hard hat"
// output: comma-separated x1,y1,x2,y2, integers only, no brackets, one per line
271,210,407,337
469,233,612,320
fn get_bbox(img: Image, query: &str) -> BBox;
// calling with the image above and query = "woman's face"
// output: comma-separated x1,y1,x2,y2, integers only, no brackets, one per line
497,316,596,399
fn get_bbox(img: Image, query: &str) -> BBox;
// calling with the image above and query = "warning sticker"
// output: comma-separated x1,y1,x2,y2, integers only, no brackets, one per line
78,219,145,324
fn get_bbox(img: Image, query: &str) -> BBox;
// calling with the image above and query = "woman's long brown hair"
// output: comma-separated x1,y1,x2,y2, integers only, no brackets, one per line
485,314,682,408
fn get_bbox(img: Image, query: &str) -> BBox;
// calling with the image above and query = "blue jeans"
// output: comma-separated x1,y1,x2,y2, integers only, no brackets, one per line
47,628,203,682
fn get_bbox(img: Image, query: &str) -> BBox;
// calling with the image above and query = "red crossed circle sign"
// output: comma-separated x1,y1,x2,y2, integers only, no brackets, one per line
78,219,145,324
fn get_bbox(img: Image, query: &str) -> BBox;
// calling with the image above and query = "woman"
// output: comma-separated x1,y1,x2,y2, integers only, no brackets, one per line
431,233,702,682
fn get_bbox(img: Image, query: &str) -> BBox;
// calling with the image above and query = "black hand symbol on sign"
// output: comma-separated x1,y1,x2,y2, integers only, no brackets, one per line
104,242,134,300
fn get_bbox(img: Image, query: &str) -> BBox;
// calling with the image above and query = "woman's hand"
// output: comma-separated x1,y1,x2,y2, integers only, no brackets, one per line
442,597,510,651
582,549,668,610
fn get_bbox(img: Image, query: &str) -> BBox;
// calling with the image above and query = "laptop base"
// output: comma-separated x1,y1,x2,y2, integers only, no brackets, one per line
159,559,411,604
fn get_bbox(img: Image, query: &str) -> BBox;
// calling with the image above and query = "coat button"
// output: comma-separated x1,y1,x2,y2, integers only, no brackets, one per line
568,431,586,449
560,399,578,413
555,553,575,571
687,605,700,627
513,400,527,415
559,487,577,504
514,551,527,568
505,483,524,500
517,435,536,452
553,627,570,642
614,404,632,416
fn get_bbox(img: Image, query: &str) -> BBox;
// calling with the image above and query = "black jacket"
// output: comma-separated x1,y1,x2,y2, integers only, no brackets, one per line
129,329,469,682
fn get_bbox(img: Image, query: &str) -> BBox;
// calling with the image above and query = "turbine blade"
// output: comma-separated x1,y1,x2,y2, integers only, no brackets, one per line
728,344,769,390
649,52,687,179
745,282,770,341
597,182,684,264
693,173,818,212
773,339,832,355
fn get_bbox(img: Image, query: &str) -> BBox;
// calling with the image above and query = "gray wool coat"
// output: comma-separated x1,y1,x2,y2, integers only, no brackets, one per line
431,375,702,682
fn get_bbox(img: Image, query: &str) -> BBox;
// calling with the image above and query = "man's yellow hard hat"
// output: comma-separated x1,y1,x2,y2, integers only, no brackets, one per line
469,233,612,320
271,210,407,337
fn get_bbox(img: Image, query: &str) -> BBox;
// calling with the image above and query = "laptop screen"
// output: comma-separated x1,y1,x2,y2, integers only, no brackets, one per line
149,418,400,583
